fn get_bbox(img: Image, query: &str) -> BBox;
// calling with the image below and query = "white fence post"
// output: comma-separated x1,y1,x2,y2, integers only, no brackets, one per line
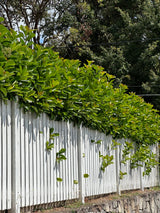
115,144,121,195
11,100,21,213
140,167,144,191
157,143,160,186
77,124,85,204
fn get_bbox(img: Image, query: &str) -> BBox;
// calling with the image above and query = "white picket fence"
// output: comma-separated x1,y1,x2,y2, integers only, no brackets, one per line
0,100,159,212
0,100,12,211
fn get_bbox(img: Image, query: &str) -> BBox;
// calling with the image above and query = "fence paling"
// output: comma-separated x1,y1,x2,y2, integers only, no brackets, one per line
6,101,12,210
2,101,7,209
11,101,21,213
78,124,85,204
0,100,12,211
0,99,159,212
115,145,121,195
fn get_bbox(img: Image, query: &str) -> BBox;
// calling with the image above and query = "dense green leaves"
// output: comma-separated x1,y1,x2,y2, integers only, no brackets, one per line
0,23,160,152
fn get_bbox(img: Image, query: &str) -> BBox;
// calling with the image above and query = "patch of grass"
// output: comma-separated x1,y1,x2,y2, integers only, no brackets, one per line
65,200,84,209
148,186,160,191
112,195,120,200
109,187,160,201
121,191,140,198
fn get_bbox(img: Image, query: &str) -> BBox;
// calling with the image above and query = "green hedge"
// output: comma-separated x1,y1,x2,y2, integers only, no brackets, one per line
0,19,160,148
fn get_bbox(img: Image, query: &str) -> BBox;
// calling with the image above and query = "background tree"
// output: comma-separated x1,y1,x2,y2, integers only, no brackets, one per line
56,0,160,110
0,0,71,45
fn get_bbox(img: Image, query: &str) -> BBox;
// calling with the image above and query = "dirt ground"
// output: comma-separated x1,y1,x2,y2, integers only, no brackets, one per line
30,187,160,213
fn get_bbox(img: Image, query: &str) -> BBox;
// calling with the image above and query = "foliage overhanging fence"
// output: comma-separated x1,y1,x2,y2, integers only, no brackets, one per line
0,99,159,213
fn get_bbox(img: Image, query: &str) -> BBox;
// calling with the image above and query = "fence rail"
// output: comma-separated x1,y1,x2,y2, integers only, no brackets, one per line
0,100,159,212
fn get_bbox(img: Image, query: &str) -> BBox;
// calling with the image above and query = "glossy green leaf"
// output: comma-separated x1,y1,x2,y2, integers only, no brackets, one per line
57,177,63,182
46,141,54,151
83,174,89,178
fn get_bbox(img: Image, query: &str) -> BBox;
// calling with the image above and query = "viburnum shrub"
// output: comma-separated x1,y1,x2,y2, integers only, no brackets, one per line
0,17,160,174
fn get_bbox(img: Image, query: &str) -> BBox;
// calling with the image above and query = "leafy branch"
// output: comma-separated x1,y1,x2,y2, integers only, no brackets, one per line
121,141,134,164
46,128,59,151
56,148,67,162
99,151,114,172
91,139,102,144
